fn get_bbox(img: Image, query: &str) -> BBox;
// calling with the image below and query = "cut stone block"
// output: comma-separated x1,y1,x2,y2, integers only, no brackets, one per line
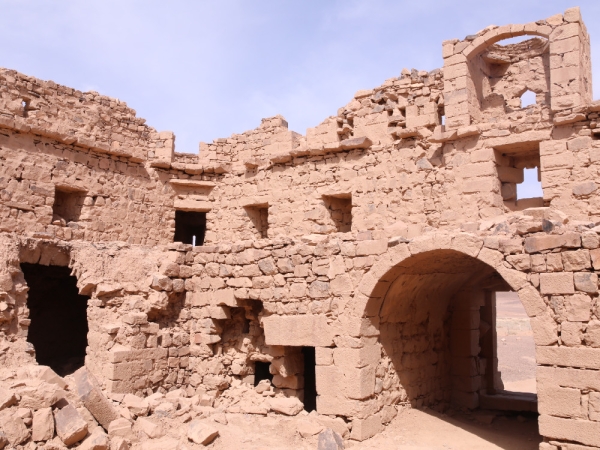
54,404,88,446
73,367,120,430
187,420,219,445
32,407,54,441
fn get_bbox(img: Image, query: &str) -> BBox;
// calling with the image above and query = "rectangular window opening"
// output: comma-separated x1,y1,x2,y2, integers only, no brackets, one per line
496,146,543,211
301,346,316,412
494,291,536,395
254,361,273,387
323,194,352,232
52,187,86,224
174,210,206,245
244,204,269,239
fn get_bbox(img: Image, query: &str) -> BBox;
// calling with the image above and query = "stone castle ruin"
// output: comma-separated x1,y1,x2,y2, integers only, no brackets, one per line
0,6,599,450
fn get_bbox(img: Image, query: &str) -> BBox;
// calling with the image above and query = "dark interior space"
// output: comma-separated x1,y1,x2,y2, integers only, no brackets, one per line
174,210,206,245
21,263,89,376
302,346,316,412
254,361,273,386
52,188,85,223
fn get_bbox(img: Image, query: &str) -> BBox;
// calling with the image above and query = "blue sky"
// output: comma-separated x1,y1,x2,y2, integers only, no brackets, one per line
1,0,599,157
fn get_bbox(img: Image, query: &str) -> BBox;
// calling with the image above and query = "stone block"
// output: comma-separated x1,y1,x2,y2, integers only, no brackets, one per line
0,387,16,411
537,346,600,369
212,288,237,306
187,420,219,445
355,239,387,256
32,407,54,441
565,293,592,321
524,233,580,253
538,386,581,418
317,428,344,450
589,392,600,421
79,429,109,450
135,417,163,439
539,415,600,447
108,418,133,437
574,273,598,293
350,415,382,441
122,394,149,416
268,397,304,415
73,367,120,430
540,272,574,295
54,404,88,446
263,315,334,346
333,345,380,370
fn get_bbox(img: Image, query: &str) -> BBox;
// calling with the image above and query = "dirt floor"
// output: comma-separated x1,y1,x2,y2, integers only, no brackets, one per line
167,407,540,450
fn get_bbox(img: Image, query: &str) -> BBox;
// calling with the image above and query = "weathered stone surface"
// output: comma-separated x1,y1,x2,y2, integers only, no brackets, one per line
268,397,304,416
32,407,54,442
73,367,120,430
318,428,344,450
54,405,88,446
187,420,219,445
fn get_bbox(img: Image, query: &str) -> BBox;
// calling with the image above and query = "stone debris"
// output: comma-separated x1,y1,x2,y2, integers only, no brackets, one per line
187,419,219,445
54,404,88,446
32,407,54,441
0,6,598,450
318,428,345,450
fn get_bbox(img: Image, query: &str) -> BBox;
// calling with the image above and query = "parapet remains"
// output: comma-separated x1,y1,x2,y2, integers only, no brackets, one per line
0,6,599,449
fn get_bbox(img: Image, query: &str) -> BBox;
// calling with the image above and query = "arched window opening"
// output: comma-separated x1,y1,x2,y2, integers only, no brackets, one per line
521,90,537,108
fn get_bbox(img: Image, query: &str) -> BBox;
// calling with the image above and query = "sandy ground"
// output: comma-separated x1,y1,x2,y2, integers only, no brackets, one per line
187,407,540,450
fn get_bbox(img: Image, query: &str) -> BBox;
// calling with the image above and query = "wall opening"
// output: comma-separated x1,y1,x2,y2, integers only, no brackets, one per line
244,204,269,239
322,194,352,232
496,144,543,210
254,361,273,387
494,291,536,394
22,263,89,376
52,187,85,224
371,249,540,445
302,346,316,412
520,90,537,108
174,210,206,245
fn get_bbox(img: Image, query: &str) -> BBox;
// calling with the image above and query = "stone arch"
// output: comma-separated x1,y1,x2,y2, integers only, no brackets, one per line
463,24,551,61
351,233,551,413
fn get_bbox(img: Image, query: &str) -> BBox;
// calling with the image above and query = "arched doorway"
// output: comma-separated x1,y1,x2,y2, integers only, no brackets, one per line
365,247,541,447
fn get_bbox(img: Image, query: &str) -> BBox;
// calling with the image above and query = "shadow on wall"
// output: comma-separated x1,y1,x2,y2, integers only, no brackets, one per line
21,263,89,376
367,249,541,449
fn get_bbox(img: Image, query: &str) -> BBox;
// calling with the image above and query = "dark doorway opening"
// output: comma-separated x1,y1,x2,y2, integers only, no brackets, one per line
21,263,89,376
254,361,273,387
174,210,206,245
302,346,316,412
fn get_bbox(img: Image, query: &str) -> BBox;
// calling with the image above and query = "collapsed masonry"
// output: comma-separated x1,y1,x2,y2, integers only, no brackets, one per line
0,6,599,449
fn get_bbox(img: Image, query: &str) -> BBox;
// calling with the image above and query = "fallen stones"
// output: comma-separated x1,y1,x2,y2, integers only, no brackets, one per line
122,393,150,416
317,428,344,450
73,368,120,429
54,404,88,446
107,418,133,438
268,397,304,416
297,419,325,438
187,419,219,445
135,417,163,439
0,412,29,446
79,429,110,450
0,387,16,411
32,407,54,441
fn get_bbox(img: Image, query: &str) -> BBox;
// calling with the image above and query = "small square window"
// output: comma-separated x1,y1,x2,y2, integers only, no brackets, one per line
244,205,269,239
174,211,206,245
52,187,85,224
323,194,352,232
